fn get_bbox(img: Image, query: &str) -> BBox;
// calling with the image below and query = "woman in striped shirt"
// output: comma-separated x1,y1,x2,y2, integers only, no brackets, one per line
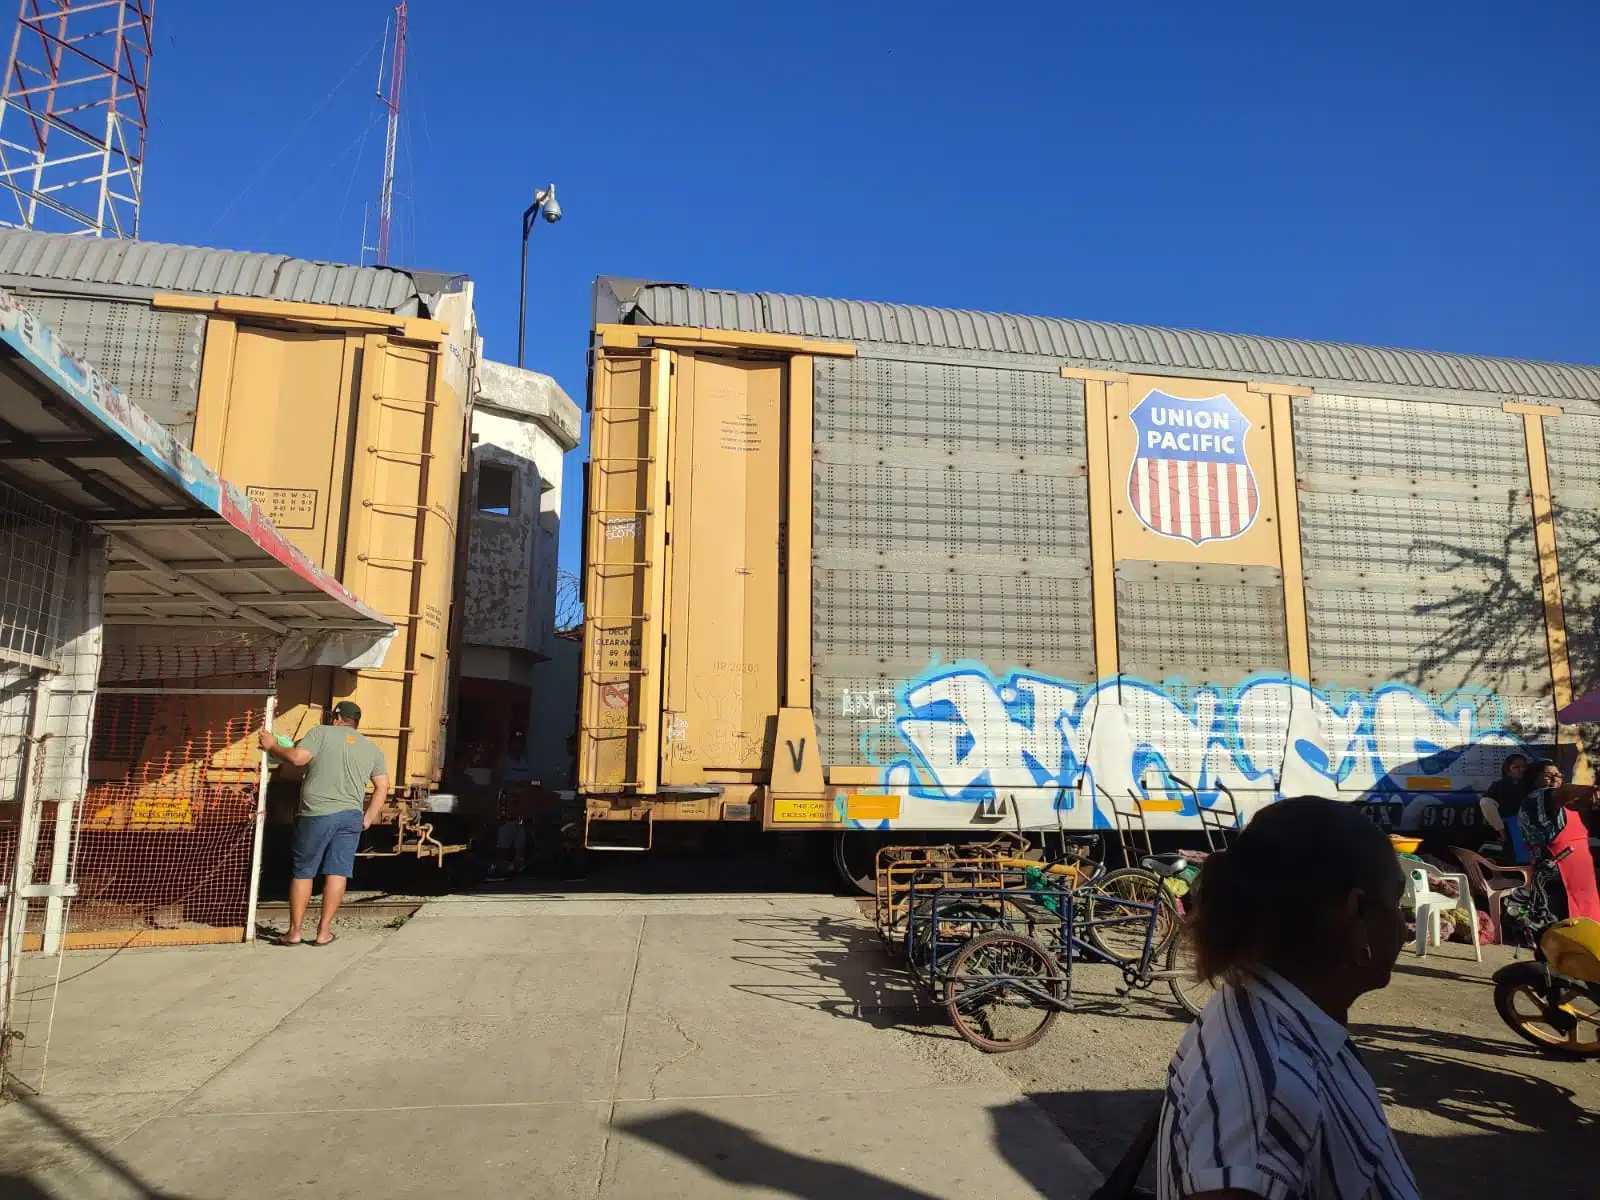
1157,797,1419,1200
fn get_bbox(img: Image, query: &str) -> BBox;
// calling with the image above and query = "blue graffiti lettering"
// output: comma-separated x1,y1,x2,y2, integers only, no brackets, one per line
859,665,1531,830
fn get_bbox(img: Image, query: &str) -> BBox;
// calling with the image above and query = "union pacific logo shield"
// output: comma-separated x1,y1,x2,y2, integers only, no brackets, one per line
1127,390,1258,544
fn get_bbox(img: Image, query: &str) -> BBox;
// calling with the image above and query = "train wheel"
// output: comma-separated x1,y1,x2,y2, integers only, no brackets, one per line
833,830,888,895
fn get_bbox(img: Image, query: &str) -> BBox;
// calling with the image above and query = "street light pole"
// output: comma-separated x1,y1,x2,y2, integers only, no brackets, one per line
518,184,562,369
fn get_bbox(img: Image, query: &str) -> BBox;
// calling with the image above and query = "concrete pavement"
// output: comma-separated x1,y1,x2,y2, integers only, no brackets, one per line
2,893,1101,1198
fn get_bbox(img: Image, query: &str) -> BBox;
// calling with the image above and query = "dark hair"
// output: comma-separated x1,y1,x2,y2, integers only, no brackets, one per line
1521,758,1557,798
1188,797,1395,983
1501,753,1529,777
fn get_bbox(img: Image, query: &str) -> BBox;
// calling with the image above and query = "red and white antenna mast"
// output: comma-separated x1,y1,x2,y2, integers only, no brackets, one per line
0,1,155,238
373,0,405,265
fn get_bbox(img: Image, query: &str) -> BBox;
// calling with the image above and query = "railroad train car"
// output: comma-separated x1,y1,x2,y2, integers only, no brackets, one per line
580,278,1599,870
0,229,475,802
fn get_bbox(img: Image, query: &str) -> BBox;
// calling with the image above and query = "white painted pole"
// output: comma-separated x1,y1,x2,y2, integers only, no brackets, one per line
42,676,96,956
40,687,72,957
1,675,52,1075
45,535,106,956
243,693,276,944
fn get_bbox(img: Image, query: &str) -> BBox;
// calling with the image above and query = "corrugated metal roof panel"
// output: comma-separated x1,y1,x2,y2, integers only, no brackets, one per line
0,228,425,314
624,283,1600,402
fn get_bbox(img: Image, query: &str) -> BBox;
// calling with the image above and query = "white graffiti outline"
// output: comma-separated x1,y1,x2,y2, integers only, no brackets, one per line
858,664,1528,830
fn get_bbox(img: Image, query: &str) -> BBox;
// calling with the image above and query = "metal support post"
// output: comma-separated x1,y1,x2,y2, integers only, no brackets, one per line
243,694,277,943
1,676,50,1080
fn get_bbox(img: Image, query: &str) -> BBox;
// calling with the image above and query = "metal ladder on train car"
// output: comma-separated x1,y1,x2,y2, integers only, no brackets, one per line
350,386,446,791
579,349,668,851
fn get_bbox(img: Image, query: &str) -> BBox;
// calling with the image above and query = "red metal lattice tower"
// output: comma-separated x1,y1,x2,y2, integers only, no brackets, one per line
0,0,154,238
374,0,405,265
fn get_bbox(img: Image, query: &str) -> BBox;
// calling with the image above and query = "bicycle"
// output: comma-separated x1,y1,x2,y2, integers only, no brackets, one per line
1128,775,1242,1017
896,863,1193,1052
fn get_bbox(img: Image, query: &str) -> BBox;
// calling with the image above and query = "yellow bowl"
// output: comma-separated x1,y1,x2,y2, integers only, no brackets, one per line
1389,835,1423,855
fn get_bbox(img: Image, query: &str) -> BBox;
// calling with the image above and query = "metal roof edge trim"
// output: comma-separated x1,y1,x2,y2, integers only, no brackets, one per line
0,275,160,303
0,285,390,630
623,282,1600,403
0,228,443,317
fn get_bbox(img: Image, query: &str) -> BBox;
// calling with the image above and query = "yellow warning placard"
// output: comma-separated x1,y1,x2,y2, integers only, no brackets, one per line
845,794,901,821
769,798,835,824
1133,796,1185,812
1405,777,1453,791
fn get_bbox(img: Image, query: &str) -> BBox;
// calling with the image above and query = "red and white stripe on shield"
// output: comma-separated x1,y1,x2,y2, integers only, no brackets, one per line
1128,457,1259,544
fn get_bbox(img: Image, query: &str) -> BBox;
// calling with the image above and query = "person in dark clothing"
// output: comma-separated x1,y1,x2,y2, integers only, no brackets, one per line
1479,752,1529,863
1516,759,1600,923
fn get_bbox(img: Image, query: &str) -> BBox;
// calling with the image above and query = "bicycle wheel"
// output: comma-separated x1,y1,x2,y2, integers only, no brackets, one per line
1166,929,1217,1018
943,931,1066,1053
1084,868,1180,963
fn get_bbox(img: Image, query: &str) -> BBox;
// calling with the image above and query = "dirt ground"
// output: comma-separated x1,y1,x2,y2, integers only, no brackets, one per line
980,941,1596,1197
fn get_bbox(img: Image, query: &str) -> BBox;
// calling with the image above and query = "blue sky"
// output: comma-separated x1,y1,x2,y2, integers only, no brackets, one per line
147,1,1597,575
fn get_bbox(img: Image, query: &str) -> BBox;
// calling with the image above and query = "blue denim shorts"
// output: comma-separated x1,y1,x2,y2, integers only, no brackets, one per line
292,809,363,880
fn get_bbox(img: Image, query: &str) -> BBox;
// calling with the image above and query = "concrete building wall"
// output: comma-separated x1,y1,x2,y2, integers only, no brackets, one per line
463,362,579,660
458,360,581,786
465,416,547,655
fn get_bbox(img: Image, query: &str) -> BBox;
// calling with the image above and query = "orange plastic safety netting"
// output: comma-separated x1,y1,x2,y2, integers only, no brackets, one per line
66,691,266,938
58,637,276,946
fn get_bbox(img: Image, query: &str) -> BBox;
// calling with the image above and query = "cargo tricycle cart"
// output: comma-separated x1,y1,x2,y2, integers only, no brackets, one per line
874,838,1210,1052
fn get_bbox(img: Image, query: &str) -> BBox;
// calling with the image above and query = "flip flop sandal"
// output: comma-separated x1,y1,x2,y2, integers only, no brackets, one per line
274,936,304,947
310,934,337,947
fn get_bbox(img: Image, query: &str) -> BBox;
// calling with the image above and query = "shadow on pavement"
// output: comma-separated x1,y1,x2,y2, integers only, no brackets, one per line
1353,1019,1557,1067
1391,958,1498,987
1006,1088,1161,1192
0,1177,50,1199
1353,1025,1595,1195
622,1105,1094,1200
619,1110,942,1199
726,915,947,1034
986,1097,1112,1200
0,1090,185,1199
1365,1036,1589,1133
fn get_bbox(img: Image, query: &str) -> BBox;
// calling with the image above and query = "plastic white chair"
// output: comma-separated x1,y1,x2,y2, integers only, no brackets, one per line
1405,867,1481,962
1450,847,1533,944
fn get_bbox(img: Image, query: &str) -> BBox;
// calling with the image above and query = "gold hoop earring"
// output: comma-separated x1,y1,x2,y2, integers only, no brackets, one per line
1356,943,1373,967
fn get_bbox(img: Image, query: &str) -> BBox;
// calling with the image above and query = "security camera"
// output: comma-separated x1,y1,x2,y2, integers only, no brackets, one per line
537,184,562,223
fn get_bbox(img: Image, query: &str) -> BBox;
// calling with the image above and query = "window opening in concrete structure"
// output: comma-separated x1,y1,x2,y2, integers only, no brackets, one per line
477,462,516,517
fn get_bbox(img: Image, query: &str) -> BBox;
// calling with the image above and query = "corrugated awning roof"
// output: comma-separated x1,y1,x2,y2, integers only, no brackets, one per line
0,228,456,316
607,279,1600,404
0,286,392,653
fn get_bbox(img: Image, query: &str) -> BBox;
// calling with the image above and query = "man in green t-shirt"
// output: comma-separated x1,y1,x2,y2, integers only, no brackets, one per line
259,701,390,945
